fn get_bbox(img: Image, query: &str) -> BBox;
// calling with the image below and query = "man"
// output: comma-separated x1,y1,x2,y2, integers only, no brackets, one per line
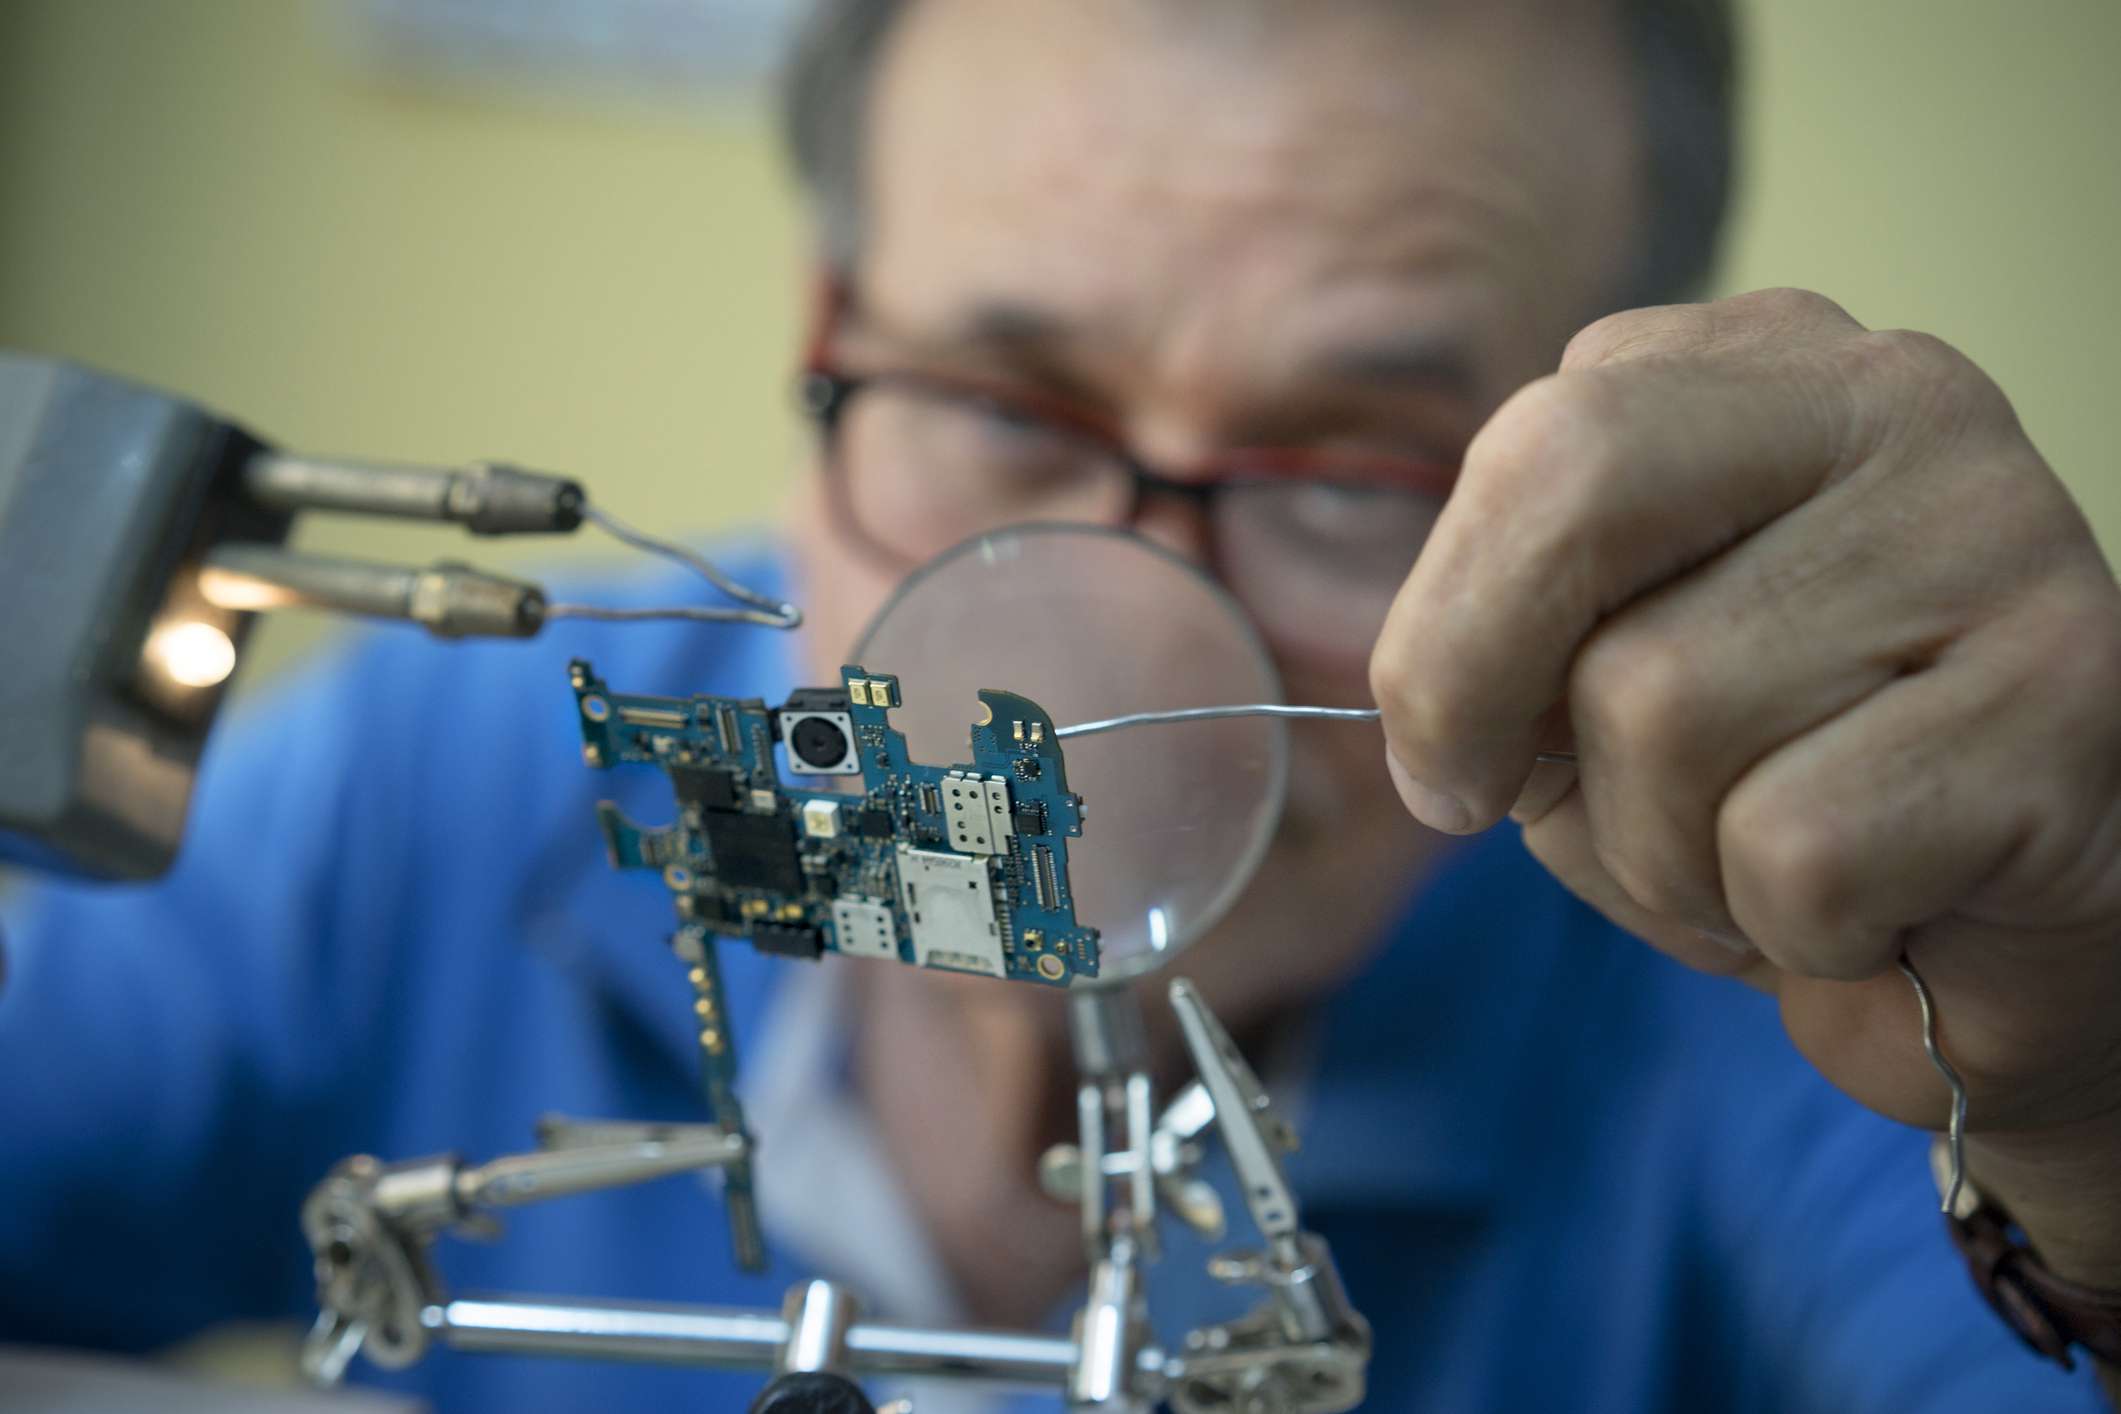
4,0,2119,1409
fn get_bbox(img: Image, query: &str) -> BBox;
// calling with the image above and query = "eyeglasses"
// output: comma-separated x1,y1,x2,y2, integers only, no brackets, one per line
801,297,1456,668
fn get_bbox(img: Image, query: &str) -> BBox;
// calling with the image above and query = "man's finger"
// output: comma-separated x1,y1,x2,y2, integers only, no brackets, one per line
1556,452,2017,937
1372,340,1869,833
1516,781,1778,987
1718,584,2121,982
1560,287,1863,372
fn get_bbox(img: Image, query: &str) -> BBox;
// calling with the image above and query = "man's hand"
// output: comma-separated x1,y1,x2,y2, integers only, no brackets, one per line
1369,287,2121,1293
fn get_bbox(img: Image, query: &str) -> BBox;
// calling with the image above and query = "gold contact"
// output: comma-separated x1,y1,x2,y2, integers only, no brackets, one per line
1036,954,1067,981
1033,844,1059,911
848,680,870,706
740,898,771,919
866,678,896,707
778,902,804,921
617,705,689,729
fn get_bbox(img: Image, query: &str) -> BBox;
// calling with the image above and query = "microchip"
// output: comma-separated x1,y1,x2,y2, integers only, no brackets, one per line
702,809,803,896
1014,757,1041,781
856,806,894,838
751,922,823,961
672,765,741,813
1012,801,1047,836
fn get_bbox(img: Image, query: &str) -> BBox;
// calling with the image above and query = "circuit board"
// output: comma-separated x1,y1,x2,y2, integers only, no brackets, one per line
570,659,1102,987
569,658,1102,1272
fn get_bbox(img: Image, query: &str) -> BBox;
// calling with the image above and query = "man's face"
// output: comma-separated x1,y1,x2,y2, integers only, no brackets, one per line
792,0,1642,1026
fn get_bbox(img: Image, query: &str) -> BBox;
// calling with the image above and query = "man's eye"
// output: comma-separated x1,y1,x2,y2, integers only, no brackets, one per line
973,398,1056,440
965,400,1090,472
1259,483,1443,578
1282,484,1404,541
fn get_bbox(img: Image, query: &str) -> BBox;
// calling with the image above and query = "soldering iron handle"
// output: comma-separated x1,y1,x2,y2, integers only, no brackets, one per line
198,544,546,638
241,452,584,535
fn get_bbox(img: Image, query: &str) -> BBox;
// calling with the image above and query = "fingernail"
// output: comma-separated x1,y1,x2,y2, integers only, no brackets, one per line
1386,749,1471,833
1696,927,1755,957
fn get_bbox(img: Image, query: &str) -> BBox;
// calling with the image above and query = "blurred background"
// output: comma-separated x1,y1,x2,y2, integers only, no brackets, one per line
3,0,2118,686
1,0,812,681
1,0,2116,1391
4,0,2121,686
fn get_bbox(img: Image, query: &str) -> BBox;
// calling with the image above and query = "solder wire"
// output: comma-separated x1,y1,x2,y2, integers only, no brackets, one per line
1055,703,1576,765
1057,704,1382,738
1899,954,1969,1214
545,504,804,630
1060,700,1973,1207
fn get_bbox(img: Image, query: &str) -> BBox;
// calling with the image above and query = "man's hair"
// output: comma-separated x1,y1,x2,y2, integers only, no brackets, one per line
780,0,1737,311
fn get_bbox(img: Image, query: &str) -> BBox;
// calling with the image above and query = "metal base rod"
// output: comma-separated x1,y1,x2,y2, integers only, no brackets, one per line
425,1296,1078,1386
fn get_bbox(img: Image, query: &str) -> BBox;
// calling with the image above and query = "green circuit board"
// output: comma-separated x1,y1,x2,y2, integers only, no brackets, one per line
570,659,1101,987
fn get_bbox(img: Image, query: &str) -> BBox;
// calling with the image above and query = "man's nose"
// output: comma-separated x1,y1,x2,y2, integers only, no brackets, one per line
1131,488,1215,567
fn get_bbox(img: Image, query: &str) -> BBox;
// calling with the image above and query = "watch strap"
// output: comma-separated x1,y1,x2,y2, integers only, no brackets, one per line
1942,1145,2121,1371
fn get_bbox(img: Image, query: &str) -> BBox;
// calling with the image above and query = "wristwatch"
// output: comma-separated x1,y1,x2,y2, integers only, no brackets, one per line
1935,1136,2121,1371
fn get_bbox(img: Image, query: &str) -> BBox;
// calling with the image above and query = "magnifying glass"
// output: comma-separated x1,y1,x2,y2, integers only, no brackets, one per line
853,525,1288,985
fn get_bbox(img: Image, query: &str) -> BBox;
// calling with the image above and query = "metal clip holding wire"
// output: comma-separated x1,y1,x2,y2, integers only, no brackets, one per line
199,452,802,638
545,504,802,632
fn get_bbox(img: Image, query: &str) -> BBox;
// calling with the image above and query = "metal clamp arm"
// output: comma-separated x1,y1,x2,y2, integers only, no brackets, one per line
301,1121,749,1383
466,1123,746,1209
301,977,1375,1412
1166,979,1370,1414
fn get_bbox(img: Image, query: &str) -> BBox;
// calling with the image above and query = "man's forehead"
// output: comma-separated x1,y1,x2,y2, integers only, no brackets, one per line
879,283,1488,406
858,0,1639,400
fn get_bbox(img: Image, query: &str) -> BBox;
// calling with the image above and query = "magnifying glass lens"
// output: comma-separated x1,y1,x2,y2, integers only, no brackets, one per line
853,526,1287,982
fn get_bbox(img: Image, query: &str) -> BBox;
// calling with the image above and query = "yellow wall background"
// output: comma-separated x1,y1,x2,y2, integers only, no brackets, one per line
3,0,2118,685
0,0,809,677
1717,1,2121,557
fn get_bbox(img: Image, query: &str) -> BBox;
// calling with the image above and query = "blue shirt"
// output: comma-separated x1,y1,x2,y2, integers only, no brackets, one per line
0,546,2099,1411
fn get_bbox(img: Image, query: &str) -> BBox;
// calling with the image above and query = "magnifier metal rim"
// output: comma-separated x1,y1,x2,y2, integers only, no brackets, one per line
850,523,1290,985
